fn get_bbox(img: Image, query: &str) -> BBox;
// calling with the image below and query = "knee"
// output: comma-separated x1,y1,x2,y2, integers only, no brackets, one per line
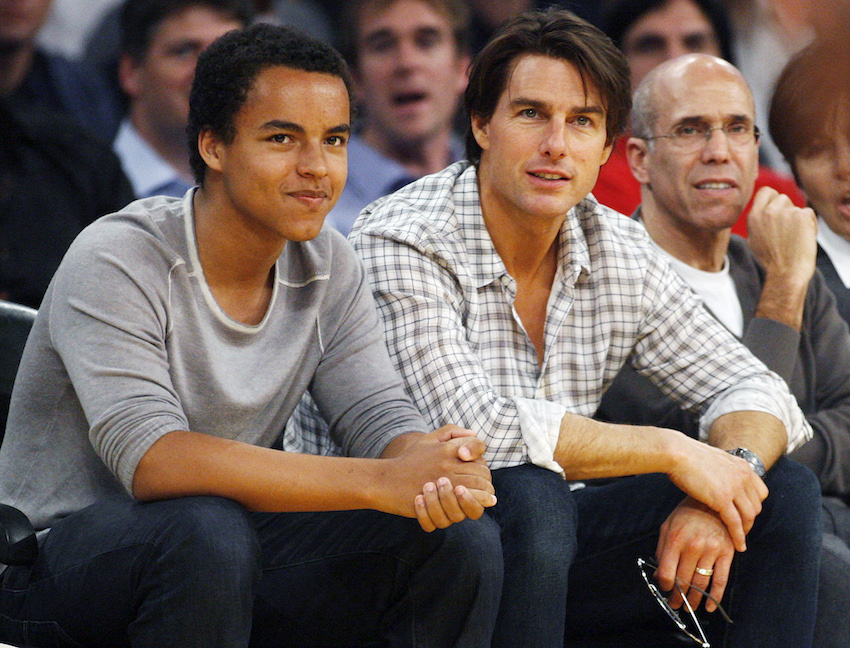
490,465,578,569
759,458,822,541
485,466,577,590
440,515,504,593
141,496,261,588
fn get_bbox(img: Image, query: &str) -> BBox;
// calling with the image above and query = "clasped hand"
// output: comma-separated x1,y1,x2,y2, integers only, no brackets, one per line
391,426,496,532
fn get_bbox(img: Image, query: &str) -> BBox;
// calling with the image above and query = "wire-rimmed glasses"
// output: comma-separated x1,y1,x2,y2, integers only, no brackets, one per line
637,557,733,648
640,122,761,153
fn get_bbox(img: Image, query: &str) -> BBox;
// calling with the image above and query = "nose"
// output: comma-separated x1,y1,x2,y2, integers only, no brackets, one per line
540,121,567,159
834,141,850,177
296,141,328,178
395,38,422,71
700,127,732,163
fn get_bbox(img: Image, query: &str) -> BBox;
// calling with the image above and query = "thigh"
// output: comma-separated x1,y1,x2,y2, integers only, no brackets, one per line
0,494,256,648
249,510,449,647
566,475,687,633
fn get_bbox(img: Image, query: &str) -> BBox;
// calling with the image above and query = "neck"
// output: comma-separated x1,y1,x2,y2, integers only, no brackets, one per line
639,197,730,273
361,126,453,178
478,179,562,284
131,109,194,182
0,43,35,95
192,185,283,324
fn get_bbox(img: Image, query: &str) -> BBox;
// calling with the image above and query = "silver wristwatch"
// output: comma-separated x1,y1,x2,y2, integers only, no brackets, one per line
728,447,766,477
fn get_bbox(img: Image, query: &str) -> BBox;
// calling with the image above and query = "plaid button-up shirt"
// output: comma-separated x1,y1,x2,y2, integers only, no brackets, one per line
291,161,810,470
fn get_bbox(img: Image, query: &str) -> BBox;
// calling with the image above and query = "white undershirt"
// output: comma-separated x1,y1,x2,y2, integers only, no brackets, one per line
651,241,744,337
816,216,850,289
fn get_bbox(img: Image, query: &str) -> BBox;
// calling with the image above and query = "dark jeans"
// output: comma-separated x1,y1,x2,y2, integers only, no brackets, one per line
0,495,503,647
487,464,578,648
484,458,821,648
565,457,822,648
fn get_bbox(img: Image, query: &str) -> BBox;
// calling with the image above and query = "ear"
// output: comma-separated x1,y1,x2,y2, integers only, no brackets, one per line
197,128,225,175
454,53,471,95
626,136,651,184
600,141,614,166
471,112,491,152
117,53,145,98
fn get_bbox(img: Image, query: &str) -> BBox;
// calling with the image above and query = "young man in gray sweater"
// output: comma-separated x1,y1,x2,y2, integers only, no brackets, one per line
0,24,501,648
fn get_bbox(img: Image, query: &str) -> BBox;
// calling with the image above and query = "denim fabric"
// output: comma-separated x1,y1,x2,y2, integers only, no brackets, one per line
816,533,850,648
487,464,578,648
563,458,821,648
0,495,503,648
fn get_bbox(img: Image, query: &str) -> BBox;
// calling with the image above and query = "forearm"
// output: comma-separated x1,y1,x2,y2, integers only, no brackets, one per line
754,273,809,332
707,410,787,470
133,430,397,513
553,411,693,480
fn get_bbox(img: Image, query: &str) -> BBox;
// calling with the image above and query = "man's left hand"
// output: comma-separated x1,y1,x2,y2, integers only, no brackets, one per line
655,496,736,614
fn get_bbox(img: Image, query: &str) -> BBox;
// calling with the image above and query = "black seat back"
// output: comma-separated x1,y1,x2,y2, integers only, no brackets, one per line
0,300,38,438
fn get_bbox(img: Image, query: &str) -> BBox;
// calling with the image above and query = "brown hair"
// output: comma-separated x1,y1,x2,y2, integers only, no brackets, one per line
338,0,470,68
464,7,631,164
769,38,850,175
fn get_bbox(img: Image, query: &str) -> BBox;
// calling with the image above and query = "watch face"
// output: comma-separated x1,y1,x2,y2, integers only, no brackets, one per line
731,448,766,477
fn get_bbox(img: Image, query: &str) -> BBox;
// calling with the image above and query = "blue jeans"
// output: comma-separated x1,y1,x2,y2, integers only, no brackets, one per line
482,458,821,648
0,494,503,647
486,464,578,648
564,457,822,647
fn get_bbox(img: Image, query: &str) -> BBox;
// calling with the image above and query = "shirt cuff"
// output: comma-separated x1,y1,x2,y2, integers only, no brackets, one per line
514,397,567,476
699,378,813,452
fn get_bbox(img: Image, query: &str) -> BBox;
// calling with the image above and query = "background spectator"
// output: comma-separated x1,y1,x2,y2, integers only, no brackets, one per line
0,0,122,143
114,0,252,198
594,0,805,236
0,99,134,309
326,0,470,236
769,37,850,326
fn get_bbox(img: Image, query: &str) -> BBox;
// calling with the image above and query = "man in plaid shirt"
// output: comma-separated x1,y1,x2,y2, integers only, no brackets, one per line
344,7,822,647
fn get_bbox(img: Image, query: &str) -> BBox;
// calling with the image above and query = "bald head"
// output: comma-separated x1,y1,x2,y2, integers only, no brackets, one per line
632,54,752,140
627,53,760,250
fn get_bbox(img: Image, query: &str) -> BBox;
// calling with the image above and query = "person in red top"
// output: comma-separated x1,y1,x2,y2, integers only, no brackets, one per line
595,0,804,236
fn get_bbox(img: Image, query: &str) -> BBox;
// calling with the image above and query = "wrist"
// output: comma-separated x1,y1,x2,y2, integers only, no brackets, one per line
727,447,766,477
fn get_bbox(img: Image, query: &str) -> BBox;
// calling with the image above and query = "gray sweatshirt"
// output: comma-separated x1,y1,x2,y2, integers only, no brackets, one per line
0,192,428,533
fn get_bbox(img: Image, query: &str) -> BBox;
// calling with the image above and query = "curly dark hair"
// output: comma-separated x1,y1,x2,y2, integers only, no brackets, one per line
464,7,631,164
187,23,354,184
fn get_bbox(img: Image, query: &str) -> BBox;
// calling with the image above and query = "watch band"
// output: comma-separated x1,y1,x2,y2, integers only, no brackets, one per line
728,447,766,477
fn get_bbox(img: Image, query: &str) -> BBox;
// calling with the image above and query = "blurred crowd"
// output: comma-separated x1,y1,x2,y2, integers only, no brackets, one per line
2,0,848,308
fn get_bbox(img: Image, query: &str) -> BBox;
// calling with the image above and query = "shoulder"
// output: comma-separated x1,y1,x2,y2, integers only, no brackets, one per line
577,198,659,268
59,196,187,281
281,226,369,296
353,161,471,249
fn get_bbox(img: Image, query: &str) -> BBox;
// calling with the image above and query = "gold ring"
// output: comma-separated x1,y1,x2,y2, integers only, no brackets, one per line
695,566,714,577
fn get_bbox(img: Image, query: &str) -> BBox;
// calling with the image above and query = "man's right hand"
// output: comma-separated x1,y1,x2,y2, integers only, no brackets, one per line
380,427,497,532
747,186,817,331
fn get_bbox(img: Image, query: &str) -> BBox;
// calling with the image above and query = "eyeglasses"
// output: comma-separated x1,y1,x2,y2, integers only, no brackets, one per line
641,122,761,153
637,558,733,648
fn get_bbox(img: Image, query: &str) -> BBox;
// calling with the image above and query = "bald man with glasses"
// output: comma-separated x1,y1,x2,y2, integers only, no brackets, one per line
596,53,850,648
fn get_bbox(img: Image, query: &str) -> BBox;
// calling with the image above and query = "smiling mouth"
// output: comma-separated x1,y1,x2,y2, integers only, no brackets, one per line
530,172,567,181
695,181,735,190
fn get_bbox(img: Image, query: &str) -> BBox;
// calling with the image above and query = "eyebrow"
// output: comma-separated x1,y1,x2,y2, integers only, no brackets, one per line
509,97,604,115
673,114,753,126
260,120,351,135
